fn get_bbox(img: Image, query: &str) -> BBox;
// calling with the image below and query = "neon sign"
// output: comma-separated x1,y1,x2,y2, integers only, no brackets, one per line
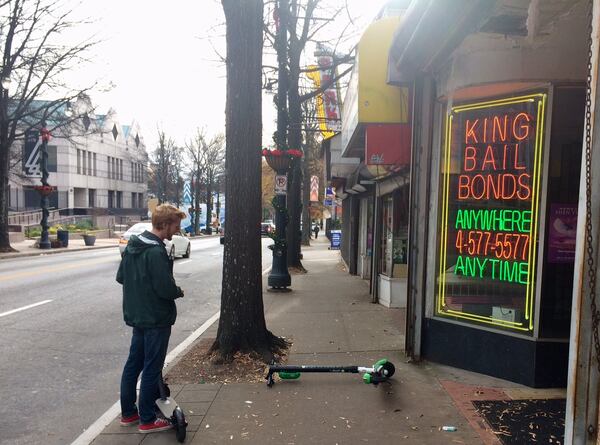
436,93,547,332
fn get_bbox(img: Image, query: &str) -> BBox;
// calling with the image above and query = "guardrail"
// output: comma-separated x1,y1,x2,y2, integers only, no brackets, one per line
8,208,64,226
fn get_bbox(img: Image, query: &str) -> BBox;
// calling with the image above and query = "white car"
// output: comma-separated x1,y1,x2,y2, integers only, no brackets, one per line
119,222,191,259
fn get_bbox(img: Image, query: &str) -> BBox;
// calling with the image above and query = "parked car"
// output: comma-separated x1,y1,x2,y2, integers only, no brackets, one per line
119,222,191,258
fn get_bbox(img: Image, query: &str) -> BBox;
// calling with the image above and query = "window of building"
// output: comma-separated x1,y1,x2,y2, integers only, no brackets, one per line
107,156,111,179
93,153,97,176
108,190,114,208
77,149,81,174
88,151,92,176
434,92,547,334
132,192,137,208
117,191,122,208
88,189,96,207
82,150,87,175
120,159,124,180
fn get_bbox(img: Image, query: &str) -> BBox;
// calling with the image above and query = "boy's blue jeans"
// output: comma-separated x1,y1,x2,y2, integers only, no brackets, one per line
120,326,171,424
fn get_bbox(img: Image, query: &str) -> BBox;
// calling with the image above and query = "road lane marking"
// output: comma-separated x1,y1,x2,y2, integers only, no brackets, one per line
71,310,221,445
0,257,116,282
0,299,52,318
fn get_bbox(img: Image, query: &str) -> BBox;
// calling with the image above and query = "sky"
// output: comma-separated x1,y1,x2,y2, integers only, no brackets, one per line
63,0,389,152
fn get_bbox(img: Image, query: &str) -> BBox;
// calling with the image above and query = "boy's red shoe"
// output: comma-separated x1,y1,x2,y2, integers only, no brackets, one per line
138,418,173,433
120,412,140,426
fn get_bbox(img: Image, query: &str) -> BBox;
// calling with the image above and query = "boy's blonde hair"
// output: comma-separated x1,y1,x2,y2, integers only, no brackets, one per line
152,204,186,230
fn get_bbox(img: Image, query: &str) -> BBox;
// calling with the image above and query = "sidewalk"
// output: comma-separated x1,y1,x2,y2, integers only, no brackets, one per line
89,238,563,444
0,237,120,259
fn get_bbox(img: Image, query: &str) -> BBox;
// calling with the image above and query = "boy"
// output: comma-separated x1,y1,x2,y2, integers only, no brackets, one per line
117,204,185,433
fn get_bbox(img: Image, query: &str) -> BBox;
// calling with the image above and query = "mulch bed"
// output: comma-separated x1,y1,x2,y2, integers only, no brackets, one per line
472,398,566,444
165,337,290,385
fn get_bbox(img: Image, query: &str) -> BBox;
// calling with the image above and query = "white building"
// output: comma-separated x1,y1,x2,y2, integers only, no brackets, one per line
8,96,148,219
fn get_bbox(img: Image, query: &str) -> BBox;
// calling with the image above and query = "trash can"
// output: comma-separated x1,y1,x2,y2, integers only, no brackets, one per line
57,229,69,247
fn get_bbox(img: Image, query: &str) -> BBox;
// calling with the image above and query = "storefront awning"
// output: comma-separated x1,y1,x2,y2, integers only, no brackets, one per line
387,0,496,85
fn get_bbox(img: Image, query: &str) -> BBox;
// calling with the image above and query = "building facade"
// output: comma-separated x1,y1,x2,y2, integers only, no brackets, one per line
8,96,148,219
328,0,600,441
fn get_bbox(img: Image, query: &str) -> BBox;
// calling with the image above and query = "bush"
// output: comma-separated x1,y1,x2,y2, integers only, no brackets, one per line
25,219,96,239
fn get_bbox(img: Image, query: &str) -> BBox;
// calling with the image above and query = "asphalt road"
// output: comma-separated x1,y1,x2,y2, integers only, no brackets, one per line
0,237,272,445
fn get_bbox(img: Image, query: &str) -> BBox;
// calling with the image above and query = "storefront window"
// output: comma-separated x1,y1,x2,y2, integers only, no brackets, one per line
381,196,393,276
380,188,409,278
435,93,547,333
540,86,584,338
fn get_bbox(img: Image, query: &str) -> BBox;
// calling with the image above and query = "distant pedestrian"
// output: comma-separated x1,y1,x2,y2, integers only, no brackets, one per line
313,224,320,239
117,204,185,434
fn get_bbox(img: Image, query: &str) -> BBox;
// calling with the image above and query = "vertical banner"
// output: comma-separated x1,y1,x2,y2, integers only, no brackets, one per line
306,52,342,139
436,93,547,333
310,175,319,202
23,130,41,177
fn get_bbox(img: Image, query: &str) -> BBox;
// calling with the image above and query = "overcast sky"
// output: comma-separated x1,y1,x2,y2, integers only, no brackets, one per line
66,0,387,151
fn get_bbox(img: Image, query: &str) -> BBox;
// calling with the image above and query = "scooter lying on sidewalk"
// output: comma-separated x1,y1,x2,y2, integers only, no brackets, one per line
155,374,188,443
266,358,395,387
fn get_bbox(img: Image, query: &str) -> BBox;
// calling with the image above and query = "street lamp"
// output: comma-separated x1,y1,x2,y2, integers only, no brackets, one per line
1,75,11,91
36,123,52,249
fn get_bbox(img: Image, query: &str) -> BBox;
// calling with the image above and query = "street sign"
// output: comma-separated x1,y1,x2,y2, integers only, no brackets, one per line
275,174,287,195
330,230,341,250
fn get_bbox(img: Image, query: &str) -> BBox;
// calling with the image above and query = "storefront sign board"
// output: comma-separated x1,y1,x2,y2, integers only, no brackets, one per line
436,93,547,332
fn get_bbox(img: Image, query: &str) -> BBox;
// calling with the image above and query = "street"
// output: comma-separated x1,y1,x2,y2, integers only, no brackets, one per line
0,237,272,445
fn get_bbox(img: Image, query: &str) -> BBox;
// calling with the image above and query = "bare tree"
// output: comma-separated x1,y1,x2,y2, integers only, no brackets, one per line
213,0,286,362
264,0,354,269
185,130,206,235
0,0,98,252
203,133,225,235
150,129,178,204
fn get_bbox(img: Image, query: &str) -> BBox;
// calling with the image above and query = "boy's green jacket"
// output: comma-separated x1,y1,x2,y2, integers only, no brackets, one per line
116,230,183,328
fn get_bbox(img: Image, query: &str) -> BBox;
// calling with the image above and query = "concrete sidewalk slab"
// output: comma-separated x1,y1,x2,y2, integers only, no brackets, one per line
93,237,560,445
0,238,119,259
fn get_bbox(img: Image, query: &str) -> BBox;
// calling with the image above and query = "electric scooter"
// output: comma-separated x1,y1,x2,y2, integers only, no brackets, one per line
156,374,188,443
266,358,395,387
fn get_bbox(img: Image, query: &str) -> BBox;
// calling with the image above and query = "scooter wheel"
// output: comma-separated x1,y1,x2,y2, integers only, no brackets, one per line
174,408,187,443
380,361,395,378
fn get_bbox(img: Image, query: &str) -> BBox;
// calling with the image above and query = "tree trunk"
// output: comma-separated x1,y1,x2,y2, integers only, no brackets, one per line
301,142,311,246
286,46,304,269
214,0,286,361
0,140,13,252
205,173,212,235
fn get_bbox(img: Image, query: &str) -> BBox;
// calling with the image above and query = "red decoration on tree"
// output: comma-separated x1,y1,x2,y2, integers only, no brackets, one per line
40,128,51,142
34,185,54,196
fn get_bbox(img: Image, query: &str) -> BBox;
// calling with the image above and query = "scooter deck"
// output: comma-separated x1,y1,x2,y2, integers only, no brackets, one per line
155,397,178,419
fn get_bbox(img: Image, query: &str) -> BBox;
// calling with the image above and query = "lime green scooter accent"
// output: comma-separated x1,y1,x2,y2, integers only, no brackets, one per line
278,371,301,380
362,373,372,384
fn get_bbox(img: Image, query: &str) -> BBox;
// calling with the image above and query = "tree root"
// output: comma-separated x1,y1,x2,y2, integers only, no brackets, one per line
209,329,290,365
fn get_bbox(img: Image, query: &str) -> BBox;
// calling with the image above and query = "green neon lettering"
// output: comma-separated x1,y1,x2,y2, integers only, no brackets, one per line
456,209,465,229
504,260,518,282
465,256,476,277
522,211,532,233
512,210,522,232
479,257,488,278
455,256,465,276
452,209,531,233
489,259,499,279
519,262,529,285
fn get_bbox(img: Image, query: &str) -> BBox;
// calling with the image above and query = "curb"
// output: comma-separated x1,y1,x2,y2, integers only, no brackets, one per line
0,243,118,260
